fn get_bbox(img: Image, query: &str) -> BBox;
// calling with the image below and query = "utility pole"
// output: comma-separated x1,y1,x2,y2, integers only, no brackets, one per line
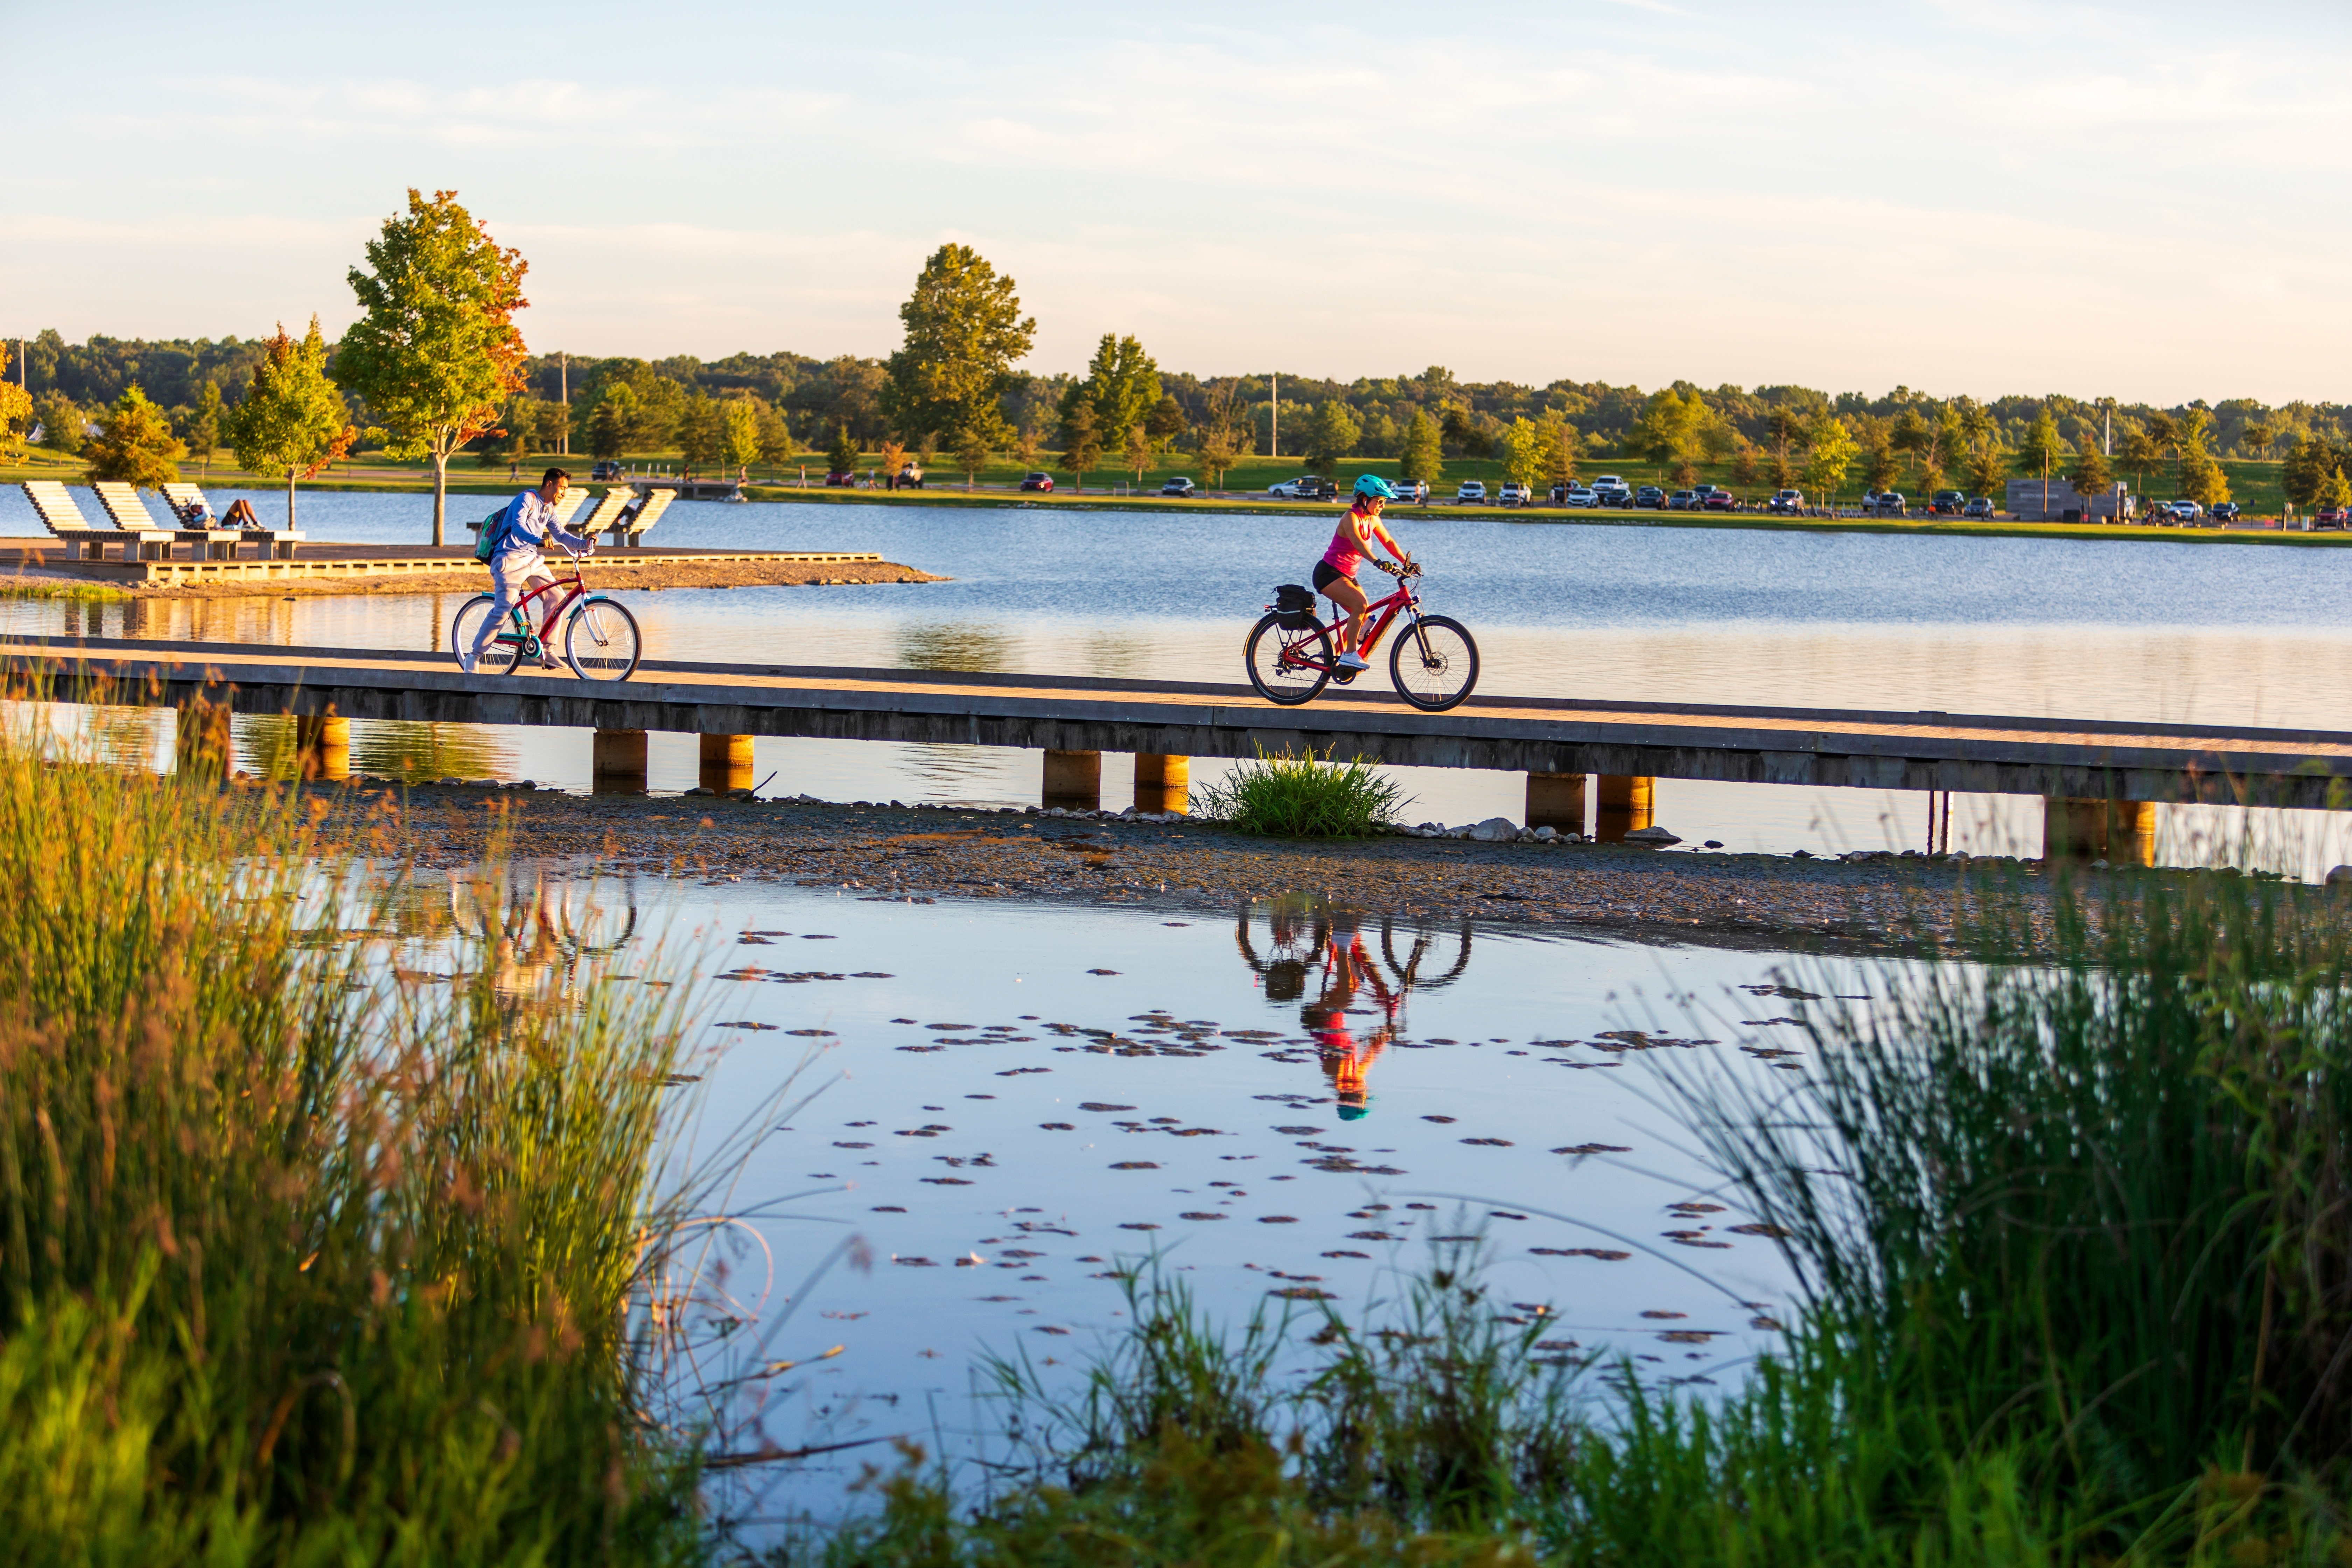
1270,372,1279,459
559,352,569,456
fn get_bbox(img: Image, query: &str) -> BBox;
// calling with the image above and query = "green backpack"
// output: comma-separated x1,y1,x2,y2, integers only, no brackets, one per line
473,501,511,562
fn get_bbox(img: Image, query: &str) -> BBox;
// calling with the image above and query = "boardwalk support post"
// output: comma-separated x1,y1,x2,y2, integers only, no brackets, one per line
296,714,349,781
1134,753,1189,815
1595,775,1653,842
593,728,648,795
2044,797,2156,864
1044,749,1101,811
699,733,754,794
1526,772,1587,834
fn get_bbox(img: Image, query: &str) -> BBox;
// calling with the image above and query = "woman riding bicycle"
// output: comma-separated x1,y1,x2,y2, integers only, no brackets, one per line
1315,475,1414,671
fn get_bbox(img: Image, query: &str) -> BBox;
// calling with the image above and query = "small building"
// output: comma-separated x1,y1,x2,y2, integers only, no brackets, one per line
2008,477,2130,522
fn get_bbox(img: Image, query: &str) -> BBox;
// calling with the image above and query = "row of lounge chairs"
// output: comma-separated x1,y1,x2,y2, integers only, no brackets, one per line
461,485,676,549
15,481,678,565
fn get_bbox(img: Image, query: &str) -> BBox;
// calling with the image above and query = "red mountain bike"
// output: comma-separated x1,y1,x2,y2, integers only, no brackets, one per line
1244,560,1479,711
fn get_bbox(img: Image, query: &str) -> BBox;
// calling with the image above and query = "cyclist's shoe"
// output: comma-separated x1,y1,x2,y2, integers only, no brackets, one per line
538,651,561,670
1335,650,1371,671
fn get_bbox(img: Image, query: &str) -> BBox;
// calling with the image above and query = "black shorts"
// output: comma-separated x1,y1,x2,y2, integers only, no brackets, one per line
1311,561,1356,594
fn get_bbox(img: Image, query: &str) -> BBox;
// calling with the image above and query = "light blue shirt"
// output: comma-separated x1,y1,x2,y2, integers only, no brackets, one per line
494,489,590,568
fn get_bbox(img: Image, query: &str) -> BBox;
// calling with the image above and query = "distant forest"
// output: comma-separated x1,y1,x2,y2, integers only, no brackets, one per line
9,326,2347,471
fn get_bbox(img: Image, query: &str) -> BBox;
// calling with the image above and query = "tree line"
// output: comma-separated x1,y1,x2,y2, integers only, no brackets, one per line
13,229,2352,519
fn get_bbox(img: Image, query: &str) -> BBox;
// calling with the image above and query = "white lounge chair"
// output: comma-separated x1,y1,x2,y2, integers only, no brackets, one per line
19,482,127,561
92,482,237,561
160,482,305,559
463,485,590,547
606,487,676,548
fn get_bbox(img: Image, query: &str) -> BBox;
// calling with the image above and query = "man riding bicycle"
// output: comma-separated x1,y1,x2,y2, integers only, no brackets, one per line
1316,475,1414,671
468,467,592,672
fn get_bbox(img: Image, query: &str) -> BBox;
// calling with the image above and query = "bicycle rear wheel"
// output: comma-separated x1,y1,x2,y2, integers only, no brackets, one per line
1390,614,1479,711
564,596,643,682
451,594,522,675
1245,612,1333,706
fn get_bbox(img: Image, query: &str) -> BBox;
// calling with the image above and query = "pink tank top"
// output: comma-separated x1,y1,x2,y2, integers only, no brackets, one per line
1322,509,1372,576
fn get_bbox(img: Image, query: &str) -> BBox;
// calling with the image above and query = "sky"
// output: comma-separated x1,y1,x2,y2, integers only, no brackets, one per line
5,0,2350,404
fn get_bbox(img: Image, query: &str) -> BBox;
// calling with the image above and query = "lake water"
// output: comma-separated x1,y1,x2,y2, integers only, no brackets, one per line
7,486,2350,872
475,868,1885,1525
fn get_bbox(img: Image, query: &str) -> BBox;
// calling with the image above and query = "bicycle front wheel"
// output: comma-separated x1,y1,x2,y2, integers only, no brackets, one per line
564,597,643,682
1390,614,1479,711
1245,612,1333,706
451,594,521,675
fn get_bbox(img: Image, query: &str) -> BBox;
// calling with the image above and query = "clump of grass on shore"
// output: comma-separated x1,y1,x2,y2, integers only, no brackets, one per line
1191,747,1410,838
0,709,713,1561
0,576,131,601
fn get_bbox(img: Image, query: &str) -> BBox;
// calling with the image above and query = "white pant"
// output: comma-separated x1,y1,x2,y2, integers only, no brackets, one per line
469,553,554,668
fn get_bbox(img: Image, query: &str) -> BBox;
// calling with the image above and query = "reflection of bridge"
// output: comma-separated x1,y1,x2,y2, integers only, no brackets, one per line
8,634,2349,856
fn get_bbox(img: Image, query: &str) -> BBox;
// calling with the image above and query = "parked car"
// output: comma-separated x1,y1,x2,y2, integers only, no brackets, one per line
590,460,625,481
1160,477,1197,497
1268,475,1337,500
1931,489,1967,515
1701,489,1737,512
896,465,924,489
1634,484,1668,509
1870,491,1907,517
1666,489,1699,511
1589,475,1632,507
1767,488,1804,514
1963,496,1995,519
1692,484,1723,502
2210,502,2241,523
1019,471,1055,492
1497,481,1533,506
825,471,856,487
1395,479,1429,503
1456,481,1488,504
2164,499,2203,523
2313,506,2349,529
1551,482,1598,507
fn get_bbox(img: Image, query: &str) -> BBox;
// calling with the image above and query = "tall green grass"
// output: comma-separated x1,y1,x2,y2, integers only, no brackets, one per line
1191,748,1411,838
0,706,717,1562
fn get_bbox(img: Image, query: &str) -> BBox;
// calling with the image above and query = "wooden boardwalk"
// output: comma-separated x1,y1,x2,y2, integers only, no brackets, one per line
0,543,881,586
1,634,2344,809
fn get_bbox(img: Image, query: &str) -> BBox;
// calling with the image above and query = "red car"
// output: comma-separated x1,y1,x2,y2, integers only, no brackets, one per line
825,471,856,487
1019,471,1055,492
1701,490,1737,512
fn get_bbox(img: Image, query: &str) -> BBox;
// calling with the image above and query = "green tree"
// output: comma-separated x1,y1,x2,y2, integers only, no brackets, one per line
2284,436,2340,507
336,188,531,546
1439,405,1492,458
2071,426,2113,514
1633,388,1700,469
1499,416,1549,487
1011,427,1044,473
1058,335,1160,454
2317,466,2352,514
721,399,760,477
2180,448,2231,510
1146,394,1187,446
1124,423,1154,483
2143,410,2182,491
1545,415,1581,485
1303,399,1362,475
1197,427,1241,488
1890,406,1932,483
676,393,722,472
880,244,1035,446
1862,438,1899,495
751,399,793,471
2119,421,2162,496
586,385,636,461
1730,439,1759,487
225,318,355,531
186,379,224,478
1399,408,1442,485
84,384,188,489
1804,419,1860,507
825,424,860,475
2245,422,2275,460
2018,408,2067,514
1059,403,1102,491
952,422,993,489
34,391,85,455
1966,441,2009,501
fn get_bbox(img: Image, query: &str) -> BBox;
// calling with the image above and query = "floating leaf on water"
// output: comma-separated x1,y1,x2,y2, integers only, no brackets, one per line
894,1256,938,1266
1258,1216,1299,1224
1087,969,1120,975
1034,1325,1071,1335
1460,1138,1513,1147
1640,1311,1688,1320
833,1141,874,1149
1119,1222,1162,1231
715,1021,779,1031
1272,1125,1323,1135
1323,1250,1371,1259
1728,1223,1792,1237
1489,1211,1527,1220
1531,1247,1631,1260
802,934,838,940
1658,1330,1718,1344
1269,1286,1334,1301
1348,1231,1397,1241
897,1045,947,1053
922,1177,974,1185
1078,1102,1135,1113
1110,1161,1160,1170
926,1023,977,1031
1422,1115,1457,1124
890,1017,919,1024
871,1205,906,1212
1038,1122,1076,1130
1177,1211,1227,1221
1552,1143,1633,1156
788,1029,837,1037
852,971,896,978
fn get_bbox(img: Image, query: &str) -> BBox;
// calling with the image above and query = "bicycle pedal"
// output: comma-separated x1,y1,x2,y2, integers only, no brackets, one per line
1332,670,1359,685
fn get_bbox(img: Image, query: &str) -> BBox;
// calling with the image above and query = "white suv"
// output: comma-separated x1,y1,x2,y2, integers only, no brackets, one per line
1589,475,1632,506
1456,480,1487,504
1497,481,1532,505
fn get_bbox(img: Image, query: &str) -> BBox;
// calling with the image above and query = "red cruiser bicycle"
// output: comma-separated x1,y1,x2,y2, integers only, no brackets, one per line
1244,560,1479,711
450,546,644,682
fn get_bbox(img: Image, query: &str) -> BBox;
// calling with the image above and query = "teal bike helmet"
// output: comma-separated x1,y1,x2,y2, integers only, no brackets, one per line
1353,474,1398,500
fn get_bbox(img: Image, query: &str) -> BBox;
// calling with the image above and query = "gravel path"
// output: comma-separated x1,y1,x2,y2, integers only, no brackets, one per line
346,786,2119,954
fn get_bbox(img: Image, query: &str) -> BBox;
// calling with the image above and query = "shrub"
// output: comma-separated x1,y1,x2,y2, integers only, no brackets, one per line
1190,748,1410,838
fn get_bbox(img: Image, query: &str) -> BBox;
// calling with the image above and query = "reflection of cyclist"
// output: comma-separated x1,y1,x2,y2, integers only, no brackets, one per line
1302,918,1398,1120
1314,476,1414,672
